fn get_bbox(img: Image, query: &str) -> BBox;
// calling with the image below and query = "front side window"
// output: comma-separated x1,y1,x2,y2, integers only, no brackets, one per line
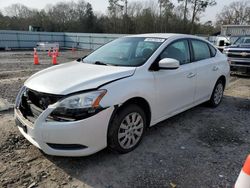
160,40,190,65
83,37,165,67
191,40,211,61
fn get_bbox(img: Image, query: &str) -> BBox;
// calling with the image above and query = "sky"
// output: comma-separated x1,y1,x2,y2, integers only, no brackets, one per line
0,0,243,23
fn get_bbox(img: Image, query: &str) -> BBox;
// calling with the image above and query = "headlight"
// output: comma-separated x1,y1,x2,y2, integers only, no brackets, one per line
223,49,229,54
49,90,107,121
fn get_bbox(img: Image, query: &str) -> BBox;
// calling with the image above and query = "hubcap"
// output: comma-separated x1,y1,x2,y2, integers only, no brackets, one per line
118,112,144,149
214,83,223,105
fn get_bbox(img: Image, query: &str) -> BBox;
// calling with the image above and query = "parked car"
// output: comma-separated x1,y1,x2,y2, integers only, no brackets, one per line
223,36,250,73
208,36,231,52
15,34,230,156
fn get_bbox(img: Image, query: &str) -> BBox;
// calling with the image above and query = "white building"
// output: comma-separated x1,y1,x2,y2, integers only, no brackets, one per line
221,25,250,36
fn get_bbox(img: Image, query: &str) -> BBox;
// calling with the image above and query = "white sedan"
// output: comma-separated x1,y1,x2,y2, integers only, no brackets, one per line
15,34,230,156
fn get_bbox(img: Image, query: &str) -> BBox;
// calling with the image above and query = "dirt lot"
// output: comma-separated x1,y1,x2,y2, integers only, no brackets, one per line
0,50,250,188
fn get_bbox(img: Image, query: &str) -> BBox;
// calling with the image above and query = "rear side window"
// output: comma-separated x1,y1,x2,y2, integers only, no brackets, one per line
191,40,211,61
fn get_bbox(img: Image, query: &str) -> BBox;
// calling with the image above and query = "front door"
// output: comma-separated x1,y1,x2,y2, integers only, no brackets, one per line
153,39,196,121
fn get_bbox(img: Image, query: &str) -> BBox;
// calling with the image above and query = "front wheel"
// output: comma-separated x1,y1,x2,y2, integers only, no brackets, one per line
108,104,146,153
208,80,224,107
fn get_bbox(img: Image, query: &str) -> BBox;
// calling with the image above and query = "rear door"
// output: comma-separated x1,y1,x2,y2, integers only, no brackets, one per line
190,39,220,103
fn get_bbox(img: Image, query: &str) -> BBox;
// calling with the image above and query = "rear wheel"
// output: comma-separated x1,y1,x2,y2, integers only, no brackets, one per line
208,80,224,107
108,104,146,153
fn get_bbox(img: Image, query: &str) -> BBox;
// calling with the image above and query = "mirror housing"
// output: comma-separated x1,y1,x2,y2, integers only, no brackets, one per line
219,40,225,47
158,58,180,70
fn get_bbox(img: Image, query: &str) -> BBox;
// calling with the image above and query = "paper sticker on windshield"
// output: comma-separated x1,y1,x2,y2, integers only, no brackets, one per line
144,38,165,43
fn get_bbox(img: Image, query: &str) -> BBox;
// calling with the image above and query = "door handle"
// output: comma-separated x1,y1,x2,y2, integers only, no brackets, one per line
187,72,196,78
213,66,219,71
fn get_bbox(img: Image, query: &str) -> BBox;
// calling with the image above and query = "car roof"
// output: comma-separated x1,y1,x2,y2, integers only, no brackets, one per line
125,33,194,39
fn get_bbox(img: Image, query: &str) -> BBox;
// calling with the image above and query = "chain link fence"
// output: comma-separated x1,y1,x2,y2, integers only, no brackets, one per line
0,30,126,50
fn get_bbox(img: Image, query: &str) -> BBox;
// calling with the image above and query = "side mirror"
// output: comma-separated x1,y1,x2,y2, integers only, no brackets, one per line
159,58,180,70
219,40,225,47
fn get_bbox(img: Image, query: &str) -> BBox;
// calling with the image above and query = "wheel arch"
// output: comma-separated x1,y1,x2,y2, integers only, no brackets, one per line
108,97,152,129
107,97,151,152
217,75,226,88
121,97,151,127
210,75,226,98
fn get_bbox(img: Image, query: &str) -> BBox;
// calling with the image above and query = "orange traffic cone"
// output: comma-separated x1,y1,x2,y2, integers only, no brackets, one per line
48,49,51,57
52,50,57,65
55,48,59,57
33,48,39,65
235,155,250,188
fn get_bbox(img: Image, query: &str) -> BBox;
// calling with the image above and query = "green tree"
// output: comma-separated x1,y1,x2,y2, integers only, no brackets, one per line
85,3,95,32
189,0,216,33
216,1,250,26
177,0,190,32
0,0,217,35
159,0,174,32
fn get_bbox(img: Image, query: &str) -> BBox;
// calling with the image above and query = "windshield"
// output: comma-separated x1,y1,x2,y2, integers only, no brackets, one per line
83,37,165,67
234,36,250,45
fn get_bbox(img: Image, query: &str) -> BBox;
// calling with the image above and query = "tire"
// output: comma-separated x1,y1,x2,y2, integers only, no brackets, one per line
108,104,146,154
208,80,224,107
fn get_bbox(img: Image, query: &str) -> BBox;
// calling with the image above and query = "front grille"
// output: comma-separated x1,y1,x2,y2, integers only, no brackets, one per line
229,57,250,67
27,89,63,110
18,88,63,123
227,51,250,58
232,61,250,65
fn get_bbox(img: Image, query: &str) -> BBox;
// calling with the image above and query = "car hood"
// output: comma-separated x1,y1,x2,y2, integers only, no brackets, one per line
25,61,136,95
226,44,250,51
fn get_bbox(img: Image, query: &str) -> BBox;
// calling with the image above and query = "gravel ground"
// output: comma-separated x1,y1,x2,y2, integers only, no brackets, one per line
0,50,90,103
0,50,250,188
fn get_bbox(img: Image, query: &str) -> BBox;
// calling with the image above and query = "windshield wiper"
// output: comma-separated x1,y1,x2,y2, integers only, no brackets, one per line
77,55,87,62
94,61,108,66
94,61,118,66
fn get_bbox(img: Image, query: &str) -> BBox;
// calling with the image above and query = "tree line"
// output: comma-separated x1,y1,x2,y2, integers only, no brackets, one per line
0,0,249,35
